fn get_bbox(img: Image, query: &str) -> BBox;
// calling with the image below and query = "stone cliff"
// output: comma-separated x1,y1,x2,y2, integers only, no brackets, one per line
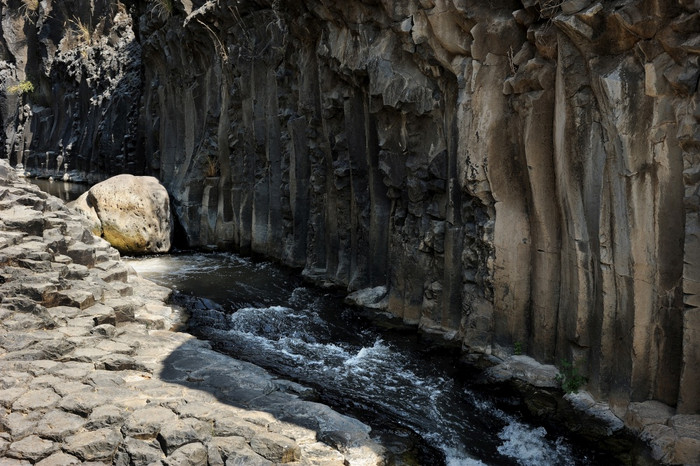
2,0,699,455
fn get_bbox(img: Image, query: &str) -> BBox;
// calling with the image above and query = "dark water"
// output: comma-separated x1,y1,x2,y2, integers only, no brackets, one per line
127,252,621,466
28,178,87,202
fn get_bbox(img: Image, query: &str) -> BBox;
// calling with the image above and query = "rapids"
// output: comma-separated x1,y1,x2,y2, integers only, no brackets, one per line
128,252,620,465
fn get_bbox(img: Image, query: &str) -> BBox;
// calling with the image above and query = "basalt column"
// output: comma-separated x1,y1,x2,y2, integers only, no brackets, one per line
69,0,700,422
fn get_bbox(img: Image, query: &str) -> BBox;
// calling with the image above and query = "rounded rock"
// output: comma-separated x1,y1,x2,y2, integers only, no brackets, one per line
71,175,172,254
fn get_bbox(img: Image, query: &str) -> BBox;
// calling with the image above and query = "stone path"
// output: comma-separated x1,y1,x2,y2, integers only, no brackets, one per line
0,161,385,465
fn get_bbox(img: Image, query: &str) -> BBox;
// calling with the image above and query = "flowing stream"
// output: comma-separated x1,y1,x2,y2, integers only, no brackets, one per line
127,252,622,466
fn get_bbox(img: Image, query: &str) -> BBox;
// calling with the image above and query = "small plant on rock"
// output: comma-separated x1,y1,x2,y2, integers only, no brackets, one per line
205,156,219,177
540,0,564,16
70,16,93,44
150,0,174,19
18,0,39,19
8,80,35,95
555,359,586,394
513,341,523,356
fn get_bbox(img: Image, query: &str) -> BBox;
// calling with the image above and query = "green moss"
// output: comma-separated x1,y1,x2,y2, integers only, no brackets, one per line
8,80,34,95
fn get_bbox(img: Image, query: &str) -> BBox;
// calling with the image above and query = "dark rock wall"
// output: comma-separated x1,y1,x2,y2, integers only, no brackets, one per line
1,0,142,180
2,0,700,418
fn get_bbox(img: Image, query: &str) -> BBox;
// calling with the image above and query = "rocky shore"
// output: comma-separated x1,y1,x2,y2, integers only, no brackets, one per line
0,160,384,465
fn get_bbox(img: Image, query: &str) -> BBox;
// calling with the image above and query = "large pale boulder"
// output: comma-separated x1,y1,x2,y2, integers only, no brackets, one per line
71,175,172,254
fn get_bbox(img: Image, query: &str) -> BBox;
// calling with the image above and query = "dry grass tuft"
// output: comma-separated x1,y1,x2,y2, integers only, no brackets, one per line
18,0,39,19
205,156,219,177
70,16,93,44
150,0,174,20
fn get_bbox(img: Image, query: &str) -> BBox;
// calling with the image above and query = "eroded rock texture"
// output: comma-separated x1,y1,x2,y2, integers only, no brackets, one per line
0,0,142,181
71,174,173,254
2,0,700,424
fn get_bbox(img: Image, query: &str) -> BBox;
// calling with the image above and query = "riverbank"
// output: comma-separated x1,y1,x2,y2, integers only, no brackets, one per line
0,160,384,465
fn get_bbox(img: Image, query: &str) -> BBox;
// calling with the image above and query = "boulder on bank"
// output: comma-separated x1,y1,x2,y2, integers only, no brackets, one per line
70,175,172,254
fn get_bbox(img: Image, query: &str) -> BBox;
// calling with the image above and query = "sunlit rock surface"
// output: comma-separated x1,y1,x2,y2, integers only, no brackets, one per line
0,160,385,465
71,175,173,254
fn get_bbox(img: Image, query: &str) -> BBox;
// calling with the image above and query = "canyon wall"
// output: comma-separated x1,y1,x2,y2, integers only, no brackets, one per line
0,0,142,180
2,0,699,421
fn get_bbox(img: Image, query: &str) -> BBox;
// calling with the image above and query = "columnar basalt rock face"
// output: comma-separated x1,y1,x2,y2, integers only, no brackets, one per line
134,0,699,420
2,0,700,444
0,0,143,181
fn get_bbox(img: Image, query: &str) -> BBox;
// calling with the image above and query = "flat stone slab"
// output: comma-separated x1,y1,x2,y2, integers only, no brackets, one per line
35,409,86,441
483,355,559,388
7,435,57,462
250,431,301,463
35,451,82,466
63,428,123,461
11,388,61,412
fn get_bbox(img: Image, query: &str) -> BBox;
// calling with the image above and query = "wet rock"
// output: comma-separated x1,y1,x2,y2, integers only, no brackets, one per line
482,356,559,389
345,286,389,310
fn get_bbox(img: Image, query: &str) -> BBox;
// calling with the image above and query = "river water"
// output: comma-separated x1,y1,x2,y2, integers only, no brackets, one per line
127,252,621,466
28,178,87,202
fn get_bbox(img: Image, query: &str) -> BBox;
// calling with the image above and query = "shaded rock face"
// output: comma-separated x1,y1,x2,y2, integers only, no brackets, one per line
71,174,173,254
0,0,142,181
2,0,700,422
137,0,700,418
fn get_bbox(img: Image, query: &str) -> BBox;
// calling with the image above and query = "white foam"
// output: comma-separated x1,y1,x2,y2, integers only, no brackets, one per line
497,421,574,466
344,339,390,366
445,452,488,466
